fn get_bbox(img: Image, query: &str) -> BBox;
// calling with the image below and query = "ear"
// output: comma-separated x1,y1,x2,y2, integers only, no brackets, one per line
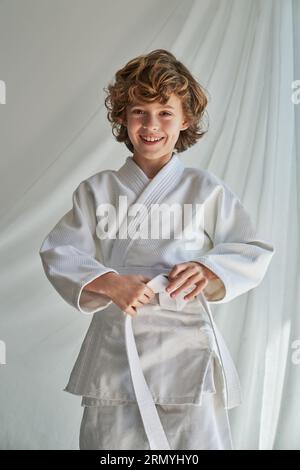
180,120,189,131
117,115,127,126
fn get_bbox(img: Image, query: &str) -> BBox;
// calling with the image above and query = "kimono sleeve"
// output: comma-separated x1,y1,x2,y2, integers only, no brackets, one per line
192,180,275,304
39,180,119,314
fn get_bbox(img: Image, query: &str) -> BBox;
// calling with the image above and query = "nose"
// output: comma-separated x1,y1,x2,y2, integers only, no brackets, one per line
141,114,160,130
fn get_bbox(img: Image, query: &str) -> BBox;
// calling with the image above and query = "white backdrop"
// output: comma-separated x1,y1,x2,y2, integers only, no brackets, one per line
0,0,299,449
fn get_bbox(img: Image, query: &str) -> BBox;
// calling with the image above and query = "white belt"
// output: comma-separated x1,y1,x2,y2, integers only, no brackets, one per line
124,273,241,450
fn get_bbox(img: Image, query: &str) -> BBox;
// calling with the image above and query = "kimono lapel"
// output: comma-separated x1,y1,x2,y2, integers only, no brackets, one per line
111,154,185,266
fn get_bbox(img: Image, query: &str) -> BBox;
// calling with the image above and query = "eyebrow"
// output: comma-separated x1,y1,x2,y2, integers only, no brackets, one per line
130,103,175,110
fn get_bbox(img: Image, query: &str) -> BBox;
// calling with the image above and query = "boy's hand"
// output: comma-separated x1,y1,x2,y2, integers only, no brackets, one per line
84,272,156,317
166,262,220,301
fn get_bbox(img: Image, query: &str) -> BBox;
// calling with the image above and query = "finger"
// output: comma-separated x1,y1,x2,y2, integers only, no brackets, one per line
184,278,209,300
139,275,151,283
166,275,189,293
193,262,218,280
168,273,201,297
142,291,153,302
166,267,201,292
132,299,145,308
140,293,153,304
144,286,156,299
168,263,189,280
124,306,137,317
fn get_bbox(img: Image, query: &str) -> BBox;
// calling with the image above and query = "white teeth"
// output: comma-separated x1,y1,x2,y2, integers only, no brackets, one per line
141,136,163,142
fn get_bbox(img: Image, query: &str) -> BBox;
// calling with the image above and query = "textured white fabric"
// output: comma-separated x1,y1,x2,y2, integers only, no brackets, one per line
39,155,273,410
121,273,242,450
38,154,273,449
79,396,233,450
0,0,298,450
39,155,274,316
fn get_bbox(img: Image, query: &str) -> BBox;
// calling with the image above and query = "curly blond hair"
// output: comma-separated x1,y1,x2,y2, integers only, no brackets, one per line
103,49,209,154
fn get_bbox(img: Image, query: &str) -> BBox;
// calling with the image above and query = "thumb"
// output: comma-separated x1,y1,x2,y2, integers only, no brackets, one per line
138,275,151,283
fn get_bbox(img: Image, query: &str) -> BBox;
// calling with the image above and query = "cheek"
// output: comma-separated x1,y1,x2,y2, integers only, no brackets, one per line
127,121,139,134
166,124,182,139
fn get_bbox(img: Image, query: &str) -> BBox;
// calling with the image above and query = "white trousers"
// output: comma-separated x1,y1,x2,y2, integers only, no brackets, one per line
79,391,234,450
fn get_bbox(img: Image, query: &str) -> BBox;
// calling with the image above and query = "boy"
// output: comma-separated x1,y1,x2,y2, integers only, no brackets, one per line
39,49,275,450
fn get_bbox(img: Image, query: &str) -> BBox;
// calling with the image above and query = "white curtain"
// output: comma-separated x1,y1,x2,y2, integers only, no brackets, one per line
0,0,298,449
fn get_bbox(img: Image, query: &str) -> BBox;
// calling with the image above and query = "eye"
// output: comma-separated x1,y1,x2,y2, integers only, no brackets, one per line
132,110,172,116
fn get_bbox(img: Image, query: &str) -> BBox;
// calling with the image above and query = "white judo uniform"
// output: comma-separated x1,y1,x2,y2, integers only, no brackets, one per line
39,154,275,450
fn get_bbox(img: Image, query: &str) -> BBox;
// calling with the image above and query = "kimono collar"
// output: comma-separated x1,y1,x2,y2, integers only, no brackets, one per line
117,153,185,194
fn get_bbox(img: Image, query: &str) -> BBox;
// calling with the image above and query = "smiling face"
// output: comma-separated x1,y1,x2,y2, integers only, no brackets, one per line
123,93,190,165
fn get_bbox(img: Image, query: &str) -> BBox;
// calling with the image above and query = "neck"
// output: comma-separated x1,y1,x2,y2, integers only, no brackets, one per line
132,152,174,179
